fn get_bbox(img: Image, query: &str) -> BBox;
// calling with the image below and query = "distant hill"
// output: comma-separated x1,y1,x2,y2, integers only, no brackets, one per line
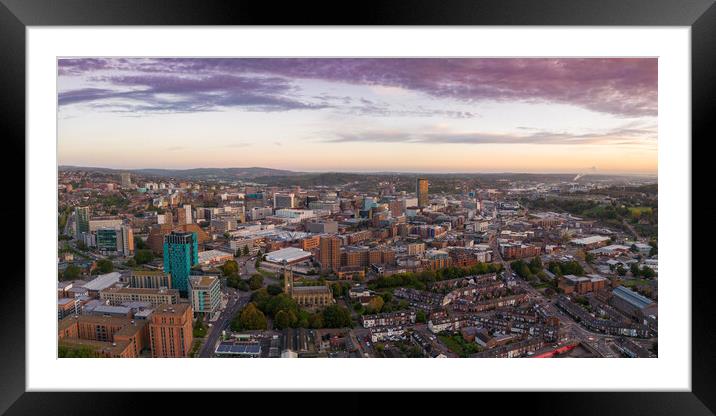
59,166,301,180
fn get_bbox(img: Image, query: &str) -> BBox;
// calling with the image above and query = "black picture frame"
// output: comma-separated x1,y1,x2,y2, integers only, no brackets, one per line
1,0,712,414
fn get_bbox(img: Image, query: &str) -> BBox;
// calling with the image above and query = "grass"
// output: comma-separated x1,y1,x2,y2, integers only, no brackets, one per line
438,333,481,357
255,267,277,278
628,206,653,216
621,278,651,288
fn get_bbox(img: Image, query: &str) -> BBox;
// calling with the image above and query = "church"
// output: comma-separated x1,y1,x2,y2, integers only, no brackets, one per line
282,264,333,308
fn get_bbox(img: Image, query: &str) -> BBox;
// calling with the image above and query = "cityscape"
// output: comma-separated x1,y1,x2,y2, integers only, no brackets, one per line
57,58,657,359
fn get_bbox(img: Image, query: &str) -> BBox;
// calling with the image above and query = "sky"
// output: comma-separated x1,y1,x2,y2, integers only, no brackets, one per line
57,58,657,174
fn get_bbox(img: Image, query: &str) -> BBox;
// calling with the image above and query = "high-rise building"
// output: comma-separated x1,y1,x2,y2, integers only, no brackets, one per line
273,193,295,209
148,303,193,358
120,172,132,188
118,225,135,256
74,206,90,240
163,231,199,296
417,178,429,208
319,235,341,273
177,204,192,225
189,275,221,319
96,227,118,252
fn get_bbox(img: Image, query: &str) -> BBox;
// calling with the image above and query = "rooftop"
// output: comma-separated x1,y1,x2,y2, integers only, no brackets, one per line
265,247,312,263
83,272,122,291
613,285,655,309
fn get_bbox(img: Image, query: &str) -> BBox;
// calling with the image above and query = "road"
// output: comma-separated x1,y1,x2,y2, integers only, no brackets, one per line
198,287,250,357
489,215,619,357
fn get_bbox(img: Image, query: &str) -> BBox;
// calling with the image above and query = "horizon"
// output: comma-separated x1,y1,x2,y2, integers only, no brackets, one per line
59,163,658,177
58,58,658,174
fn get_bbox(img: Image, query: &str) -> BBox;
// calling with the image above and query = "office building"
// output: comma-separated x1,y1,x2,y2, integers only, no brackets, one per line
189,275,221,319
148,304,193,358
177,204,193,225
96,227,119,252
120,172,132,188
319,235,341,273
163,231,199,296
100,287,179,307
129,270,172,289
417,178,429,208
273,193,295,209
58,314,148,358
74,206,90,239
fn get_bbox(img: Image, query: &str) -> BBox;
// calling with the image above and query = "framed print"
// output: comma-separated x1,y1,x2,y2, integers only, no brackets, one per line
2,0,714,414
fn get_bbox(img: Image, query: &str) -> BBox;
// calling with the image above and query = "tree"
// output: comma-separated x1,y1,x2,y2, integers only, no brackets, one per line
251,288,271,311
58,345,97,358
237,280,250,292
322,304,352,328
267,284,283,296
95,259,114,274
585,252,595,264
367,296,385,314
221,260,239,277
249,274,264,290
135,238,148,250
630,263,641,277
616,265,627,276
630,244,639,253
415,310,427,324
226,275,241,289
134,249,154,265
309,313,324,329
528,256,543,274
242,245,250,256
230,303,267,331
76,241,88,251
640,266,656,279
274,309,297,329
60,264,82,281
125,258,137,267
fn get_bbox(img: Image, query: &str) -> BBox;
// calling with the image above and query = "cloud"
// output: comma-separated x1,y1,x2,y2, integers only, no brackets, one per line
321,124,656,147
58,58,657,117
58,74,330,113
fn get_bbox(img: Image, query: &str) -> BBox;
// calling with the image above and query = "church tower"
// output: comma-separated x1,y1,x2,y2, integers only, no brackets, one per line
282,260,293,295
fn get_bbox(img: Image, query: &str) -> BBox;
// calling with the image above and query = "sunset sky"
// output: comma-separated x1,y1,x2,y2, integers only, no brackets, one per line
57,58,657,174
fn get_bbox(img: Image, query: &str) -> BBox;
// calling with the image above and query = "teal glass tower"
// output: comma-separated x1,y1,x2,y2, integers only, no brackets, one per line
163,231,199,296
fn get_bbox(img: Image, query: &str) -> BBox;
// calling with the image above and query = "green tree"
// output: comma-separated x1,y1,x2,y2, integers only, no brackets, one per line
528,256,543,274
267,284,283,296
58,345,97,358
250,288,271,311
415,310,427,324
322,304,352,328
274,309,297,329
193,320,207,338
134,249,154,265
367,296,384,314
640,266,656,279
249,274,264,290
61,264,82,281
630,263,641,276
230,303,267,331
221,260,239,276
95,259,114,274
266,293,299,317
309,313,324,329
242,245,250,256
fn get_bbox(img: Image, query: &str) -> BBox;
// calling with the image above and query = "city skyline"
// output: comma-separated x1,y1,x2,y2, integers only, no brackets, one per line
58,58,658,174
